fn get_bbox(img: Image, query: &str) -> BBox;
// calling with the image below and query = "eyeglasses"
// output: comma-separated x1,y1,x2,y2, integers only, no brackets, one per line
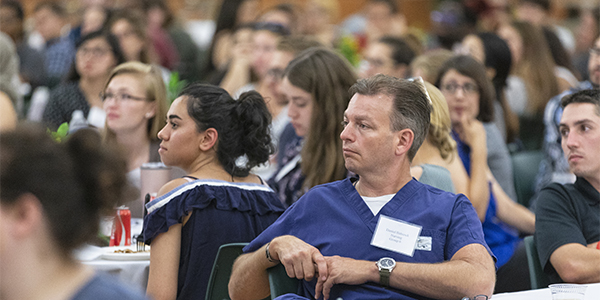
441,83,479,95
77,47,112,58
590,47,600,57
100,92,148,102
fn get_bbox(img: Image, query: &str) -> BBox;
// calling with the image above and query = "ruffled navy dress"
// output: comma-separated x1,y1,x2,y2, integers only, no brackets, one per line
143,178,285,300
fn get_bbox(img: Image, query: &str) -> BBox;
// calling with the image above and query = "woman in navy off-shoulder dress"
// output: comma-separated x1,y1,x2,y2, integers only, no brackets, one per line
143,84,284,300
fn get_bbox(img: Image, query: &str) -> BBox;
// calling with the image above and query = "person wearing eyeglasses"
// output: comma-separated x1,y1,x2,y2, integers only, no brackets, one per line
43,31,125,130
534,36,600,204
101,61,168,215
436,55,535,292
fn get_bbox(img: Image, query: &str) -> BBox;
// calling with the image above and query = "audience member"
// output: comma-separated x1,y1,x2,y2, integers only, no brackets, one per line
221,22,290,97
229,74,496,300
254,36,322,179
360,36,415,79
461,32,519,144
142,0,179,71
497,21,561,116
268,47,357,207
203,0,260,82
300,0,340,47
515,0,575,54
143,84,284,300
108,10,156,65
410,80,457,193
542,26,581,88
143,0,202,82
436,55,535,292
572,7,600,82
409,49,453,83
0,124,147,300
364,0,407,45
535,89,600,284
102,62,168,216
534,36,600,199
43,31,125,130
0,1,46,89
33,1,76,87
264,36,322,143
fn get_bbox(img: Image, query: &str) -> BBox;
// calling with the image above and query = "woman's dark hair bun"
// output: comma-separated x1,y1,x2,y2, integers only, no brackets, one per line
231,91,274,176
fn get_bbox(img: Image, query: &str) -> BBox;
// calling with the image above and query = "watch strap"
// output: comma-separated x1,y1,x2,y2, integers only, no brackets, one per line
379,268,391,287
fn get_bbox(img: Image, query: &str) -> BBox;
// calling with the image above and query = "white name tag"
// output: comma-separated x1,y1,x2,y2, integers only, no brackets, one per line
371,215,422,257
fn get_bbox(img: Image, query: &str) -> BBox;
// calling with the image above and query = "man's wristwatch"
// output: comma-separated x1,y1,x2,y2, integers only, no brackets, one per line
376,257,396,287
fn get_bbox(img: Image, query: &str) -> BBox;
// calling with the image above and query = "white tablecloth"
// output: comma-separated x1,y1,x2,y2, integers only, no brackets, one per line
76,218,149,293
492,283,600,299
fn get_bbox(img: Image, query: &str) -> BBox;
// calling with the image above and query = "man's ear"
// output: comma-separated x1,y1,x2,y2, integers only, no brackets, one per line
7,193,44,239
394,128,414,157
198,128,219,151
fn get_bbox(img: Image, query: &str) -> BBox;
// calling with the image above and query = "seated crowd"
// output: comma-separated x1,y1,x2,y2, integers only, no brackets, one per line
1,0,599,299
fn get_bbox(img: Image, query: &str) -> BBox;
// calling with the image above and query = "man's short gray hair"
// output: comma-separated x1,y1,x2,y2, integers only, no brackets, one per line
349,74,432,161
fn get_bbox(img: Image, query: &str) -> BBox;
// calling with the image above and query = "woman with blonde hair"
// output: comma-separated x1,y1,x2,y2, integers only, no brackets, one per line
102,61,168,214
411,81,459,193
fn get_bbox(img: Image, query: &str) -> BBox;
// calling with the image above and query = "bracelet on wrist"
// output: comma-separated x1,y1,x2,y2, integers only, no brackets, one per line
266,242,278,263
596,241,600,250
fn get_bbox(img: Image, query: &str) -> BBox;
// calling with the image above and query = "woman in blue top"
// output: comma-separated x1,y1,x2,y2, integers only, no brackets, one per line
436,55,535,292
143,84,285,300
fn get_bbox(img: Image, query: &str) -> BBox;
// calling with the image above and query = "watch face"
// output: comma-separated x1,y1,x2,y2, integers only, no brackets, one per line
379,257,396,269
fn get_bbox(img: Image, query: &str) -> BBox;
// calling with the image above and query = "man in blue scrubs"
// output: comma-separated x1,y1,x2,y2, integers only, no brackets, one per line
229,75,496,300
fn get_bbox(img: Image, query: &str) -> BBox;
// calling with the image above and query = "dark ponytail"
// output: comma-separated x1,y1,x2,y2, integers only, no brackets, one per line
230,91,274,176
0,124,129,257
181,84,274,177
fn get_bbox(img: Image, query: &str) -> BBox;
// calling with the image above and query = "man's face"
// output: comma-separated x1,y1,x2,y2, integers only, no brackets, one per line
34,7,64,41
588,37,600,86
360,42,403,78
559,102,600,181
265,50,294,105
340,93,399,176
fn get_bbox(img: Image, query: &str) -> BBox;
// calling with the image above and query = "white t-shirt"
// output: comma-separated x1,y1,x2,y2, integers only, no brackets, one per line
362,194,395,215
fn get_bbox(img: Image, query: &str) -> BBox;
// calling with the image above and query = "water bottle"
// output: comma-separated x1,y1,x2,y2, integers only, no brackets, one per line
68,110,88,134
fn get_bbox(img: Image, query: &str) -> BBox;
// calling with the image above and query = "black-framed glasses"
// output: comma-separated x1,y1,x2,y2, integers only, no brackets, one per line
441,83,479,95
589,47,600,57
100,92,148,102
